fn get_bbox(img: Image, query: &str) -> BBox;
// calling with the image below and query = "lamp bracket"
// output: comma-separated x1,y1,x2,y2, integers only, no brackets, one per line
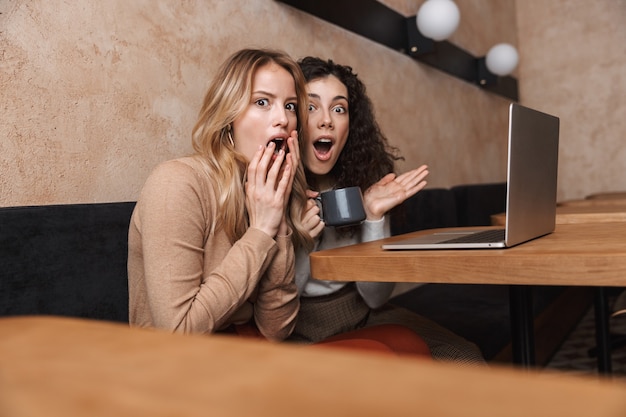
277,0,518,101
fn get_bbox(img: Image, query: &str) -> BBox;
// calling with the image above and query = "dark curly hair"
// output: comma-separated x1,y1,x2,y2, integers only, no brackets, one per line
297,57,402,192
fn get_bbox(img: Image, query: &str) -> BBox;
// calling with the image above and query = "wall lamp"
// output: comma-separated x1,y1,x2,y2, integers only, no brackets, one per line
276,0,519,101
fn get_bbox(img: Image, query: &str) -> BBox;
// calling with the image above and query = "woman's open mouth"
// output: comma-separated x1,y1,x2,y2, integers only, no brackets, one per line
313,138,333,161
268,138,289,155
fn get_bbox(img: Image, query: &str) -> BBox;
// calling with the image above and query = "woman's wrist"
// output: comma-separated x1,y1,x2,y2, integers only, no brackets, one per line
276,220,291,237
365,207,384,221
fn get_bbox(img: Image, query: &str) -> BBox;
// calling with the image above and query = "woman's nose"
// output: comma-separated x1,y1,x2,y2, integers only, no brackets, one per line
319,112,333,128
273,107,288,127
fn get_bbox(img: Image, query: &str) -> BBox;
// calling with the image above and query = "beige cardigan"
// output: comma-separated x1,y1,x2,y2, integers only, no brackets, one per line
128,156,298,341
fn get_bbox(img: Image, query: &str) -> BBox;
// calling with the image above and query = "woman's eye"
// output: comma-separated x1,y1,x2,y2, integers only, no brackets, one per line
286,102,297,112
333,106,346,114
307,103,316,112
255,98,269,107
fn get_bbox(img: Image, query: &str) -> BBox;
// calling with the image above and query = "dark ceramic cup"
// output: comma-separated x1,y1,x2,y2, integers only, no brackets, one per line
316,186,366,227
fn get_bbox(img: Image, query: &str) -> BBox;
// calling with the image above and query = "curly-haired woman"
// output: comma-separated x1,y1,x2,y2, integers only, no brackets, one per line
292,56,485,364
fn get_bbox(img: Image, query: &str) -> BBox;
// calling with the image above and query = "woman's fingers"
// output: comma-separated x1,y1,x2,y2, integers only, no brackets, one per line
245,145,265,195
245,143,290,237
376,173,396,186
300,195,324,239
396,165,429,186
395,165,429,196
273,152,292,201
282,133,299,193
252,141,287,195
302,200,320,224
287,130,300,166
306,189,319,199
260,142,279,183
363,165,430,219
244,135,303,237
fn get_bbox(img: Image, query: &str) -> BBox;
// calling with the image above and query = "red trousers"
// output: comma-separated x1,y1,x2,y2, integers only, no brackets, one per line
233,323,431,359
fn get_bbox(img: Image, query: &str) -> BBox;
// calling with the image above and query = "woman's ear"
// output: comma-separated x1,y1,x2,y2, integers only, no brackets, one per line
227,125,234,147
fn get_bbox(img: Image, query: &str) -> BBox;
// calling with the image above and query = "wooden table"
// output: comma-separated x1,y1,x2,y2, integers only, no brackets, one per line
311,223,626,287
310,222,626,371
2,316,626,417
491,204,626,226
558,198,626,207
490,204,626,371
586,192,626,200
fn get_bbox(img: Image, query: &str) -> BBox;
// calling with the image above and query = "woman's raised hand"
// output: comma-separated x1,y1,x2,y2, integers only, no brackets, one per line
245,130,299,238
363,164,429,221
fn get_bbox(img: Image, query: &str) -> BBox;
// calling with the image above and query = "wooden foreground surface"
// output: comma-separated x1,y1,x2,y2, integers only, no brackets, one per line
1,316,626,417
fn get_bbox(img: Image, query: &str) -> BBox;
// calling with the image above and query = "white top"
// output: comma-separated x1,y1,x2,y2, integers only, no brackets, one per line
295,217,395,309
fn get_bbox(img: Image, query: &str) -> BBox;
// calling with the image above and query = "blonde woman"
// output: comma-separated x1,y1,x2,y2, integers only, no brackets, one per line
128,49,312,340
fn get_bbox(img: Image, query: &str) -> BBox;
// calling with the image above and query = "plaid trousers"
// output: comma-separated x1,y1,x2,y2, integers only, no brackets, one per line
290,284,485,365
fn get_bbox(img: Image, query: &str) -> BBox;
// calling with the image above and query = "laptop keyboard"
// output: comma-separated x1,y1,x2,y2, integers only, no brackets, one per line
443,229,505,244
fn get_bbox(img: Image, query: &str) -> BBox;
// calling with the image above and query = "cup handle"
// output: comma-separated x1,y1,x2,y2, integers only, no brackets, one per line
314,196,323,220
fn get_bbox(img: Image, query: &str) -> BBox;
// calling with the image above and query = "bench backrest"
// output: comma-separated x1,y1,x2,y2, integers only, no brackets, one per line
0,202,135,322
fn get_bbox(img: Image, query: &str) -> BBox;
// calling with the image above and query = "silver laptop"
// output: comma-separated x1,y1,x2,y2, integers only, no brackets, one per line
382,103,560,250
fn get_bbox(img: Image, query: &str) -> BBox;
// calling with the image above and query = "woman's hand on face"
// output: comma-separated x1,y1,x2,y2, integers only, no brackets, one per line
302,189,325,240
285,130,300,172
281,130,300,200
363,164,429,220
276,130,300,236
246,134,297,238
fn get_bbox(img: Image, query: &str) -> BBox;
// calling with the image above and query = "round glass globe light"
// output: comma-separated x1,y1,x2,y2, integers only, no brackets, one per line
485,43,519,76
416,0,461,41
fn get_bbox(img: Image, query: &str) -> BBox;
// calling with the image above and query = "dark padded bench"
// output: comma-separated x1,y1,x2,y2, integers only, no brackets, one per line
0,186,589,364
451,182,508,227
389,187,458,236
0,202,135,322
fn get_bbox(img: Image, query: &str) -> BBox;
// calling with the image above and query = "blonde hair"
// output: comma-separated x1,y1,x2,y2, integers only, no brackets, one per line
191,48,313,250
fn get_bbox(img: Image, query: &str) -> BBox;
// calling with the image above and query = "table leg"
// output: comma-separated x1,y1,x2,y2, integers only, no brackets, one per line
509,285,536,367
593,287,612,375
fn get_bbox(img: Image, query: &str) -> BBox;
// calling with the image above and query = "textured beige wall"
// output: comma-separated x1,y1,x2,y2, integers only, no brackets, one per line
1,0,622,207
516,0,626,200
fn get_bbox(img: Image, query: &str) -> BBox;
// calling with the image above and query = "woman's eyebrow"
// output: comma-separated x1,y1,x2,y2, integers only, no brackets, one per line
253,90,297,102
252,90,276,98
307,93,348,102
